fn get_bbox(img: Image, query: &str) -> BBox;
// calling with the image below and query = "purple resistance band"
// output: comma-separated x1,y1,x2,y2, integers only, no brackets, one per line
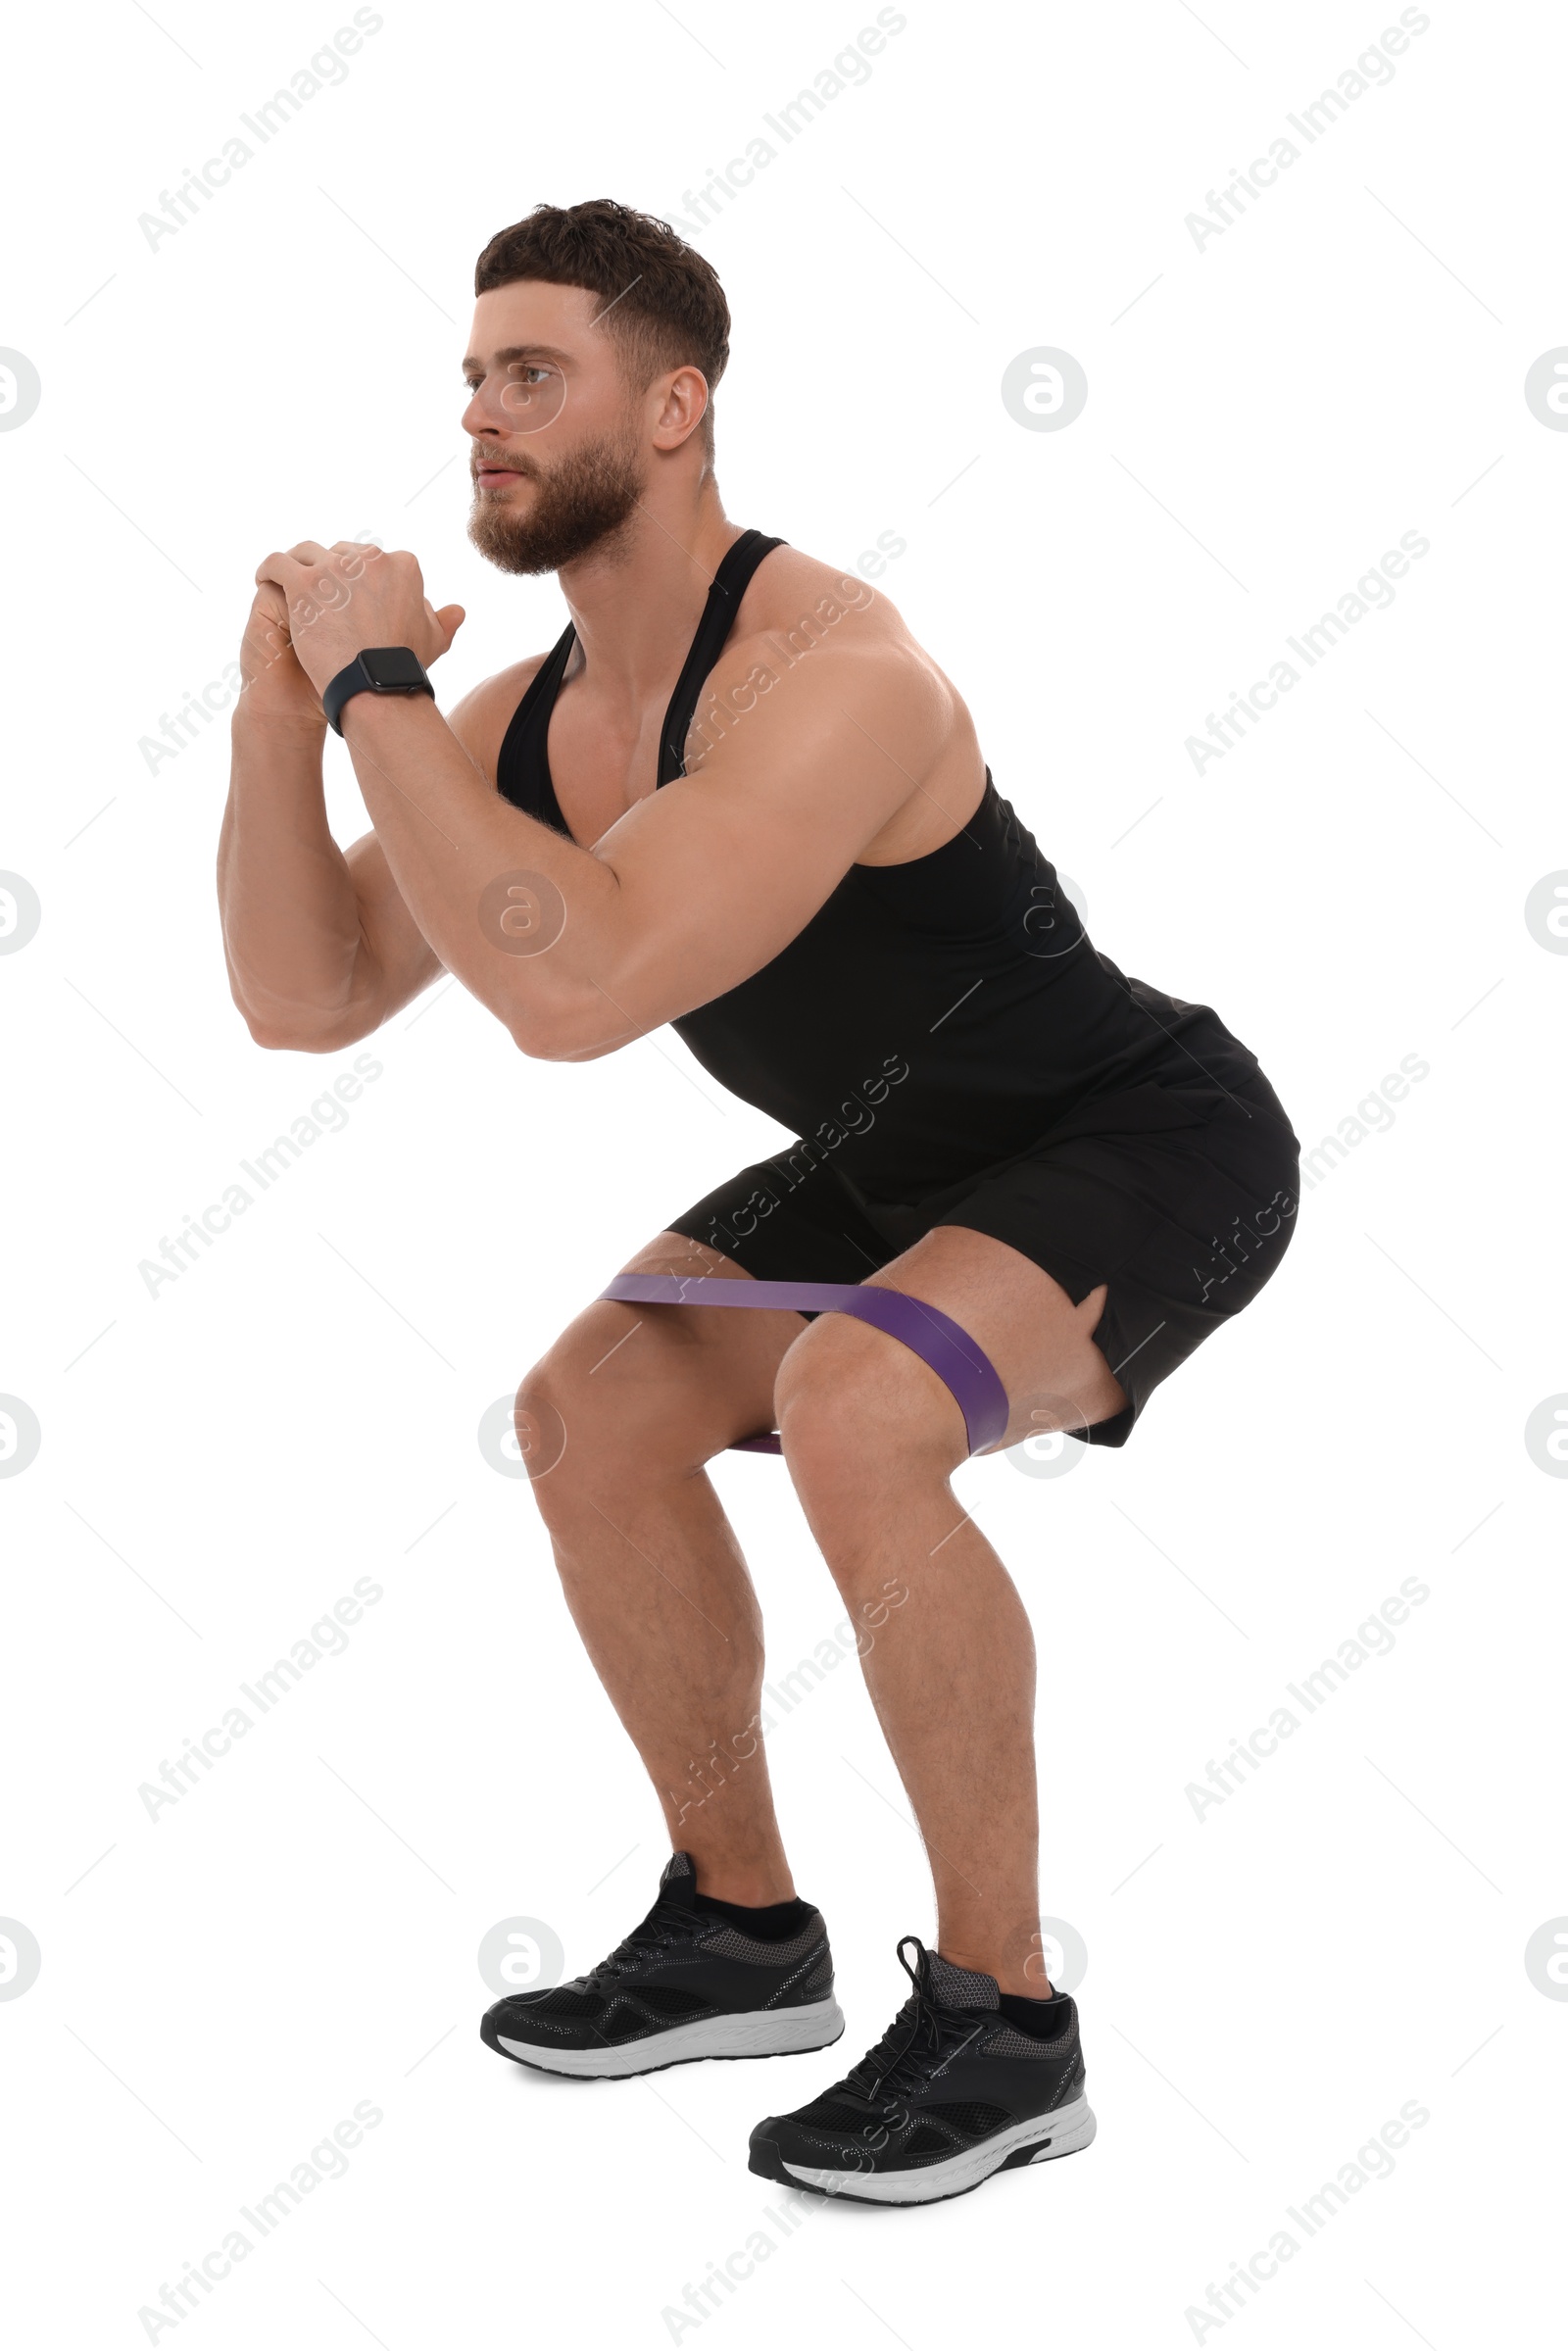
597,1274,1011,1458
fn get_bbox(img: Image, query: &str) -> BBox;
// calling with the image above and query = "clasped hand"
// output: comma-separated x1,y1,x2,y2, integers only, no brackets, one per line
253,539,466,695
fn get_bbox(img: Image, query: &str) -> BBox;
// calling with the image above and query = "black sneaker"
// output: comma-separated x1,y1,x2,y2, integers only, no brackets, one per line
748,1936,1096,2203
480,1852,844,2081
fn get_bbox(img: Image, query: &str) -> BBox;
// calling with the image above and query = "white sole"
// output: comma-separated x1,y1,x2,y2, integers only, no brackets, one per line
783,2091,1098,2203
498,1996,846,2080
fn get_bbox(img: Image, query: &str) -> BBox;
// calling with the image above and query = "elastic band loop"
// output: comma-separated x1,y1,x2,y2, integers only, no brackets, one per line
597,1274,1010,1458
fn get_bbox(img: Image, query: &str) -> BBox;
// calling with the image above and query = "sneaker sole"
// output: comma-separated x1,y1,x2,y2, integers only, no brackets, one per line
487,1997,847,2081
751,2091,1097,2205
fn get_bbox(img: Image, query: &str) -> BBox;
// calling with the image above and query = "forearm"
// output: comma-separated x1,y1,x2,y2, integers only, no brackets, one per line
218,715,372,1048
340,693,628,1055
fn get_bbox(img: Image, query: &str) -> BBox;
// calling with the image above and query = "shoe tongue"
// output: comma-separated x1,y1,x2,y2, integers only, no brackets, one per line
925,1947,1001,2011
657,1850,702,1909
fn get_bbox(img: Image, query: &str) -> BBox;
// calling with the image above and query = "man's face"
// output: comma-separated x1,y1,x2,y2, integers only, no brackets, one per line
462,281,646,575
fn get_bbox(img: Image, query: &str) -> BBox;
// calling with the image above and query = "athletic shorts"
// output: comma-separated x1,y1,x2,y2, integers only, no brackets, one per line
663,1069,1301,1446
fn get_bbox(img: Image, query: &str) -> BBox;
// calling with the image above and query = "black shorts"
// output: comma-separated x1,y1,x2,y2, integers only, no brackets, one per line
664,1070,1301,1446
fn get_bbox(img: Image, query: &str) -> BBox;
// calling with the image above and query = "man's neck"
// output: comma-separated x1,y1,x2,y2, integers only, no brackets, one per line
555,485,743,710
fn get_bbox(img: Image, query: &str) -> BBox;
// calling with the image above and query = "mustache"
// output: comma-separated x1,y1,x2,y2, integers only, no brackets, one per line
470,452,536,477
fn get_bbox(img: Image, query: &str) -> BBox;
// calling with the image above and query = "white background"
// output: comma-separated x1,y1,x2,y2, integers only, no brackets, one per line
3,0,1565,2343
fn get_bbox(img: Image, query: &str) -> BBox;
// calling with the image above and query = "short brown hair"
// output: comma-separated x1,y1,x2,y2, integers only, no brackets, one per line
474,199,730,455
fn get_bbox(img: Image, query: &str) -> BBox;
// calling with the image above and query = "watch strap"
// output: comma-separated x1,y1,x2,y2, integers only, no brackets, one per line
322,648,435,736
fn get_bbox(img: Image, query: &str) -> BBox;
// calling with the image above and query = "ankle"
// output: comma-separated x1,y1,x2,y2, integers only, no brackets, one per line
690,1862,797,1907
937,1943,1055,2001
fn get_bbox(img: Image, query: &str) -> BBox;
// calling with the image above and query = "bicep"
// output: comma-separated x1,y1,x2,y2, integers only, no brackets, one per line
585,643,951,1034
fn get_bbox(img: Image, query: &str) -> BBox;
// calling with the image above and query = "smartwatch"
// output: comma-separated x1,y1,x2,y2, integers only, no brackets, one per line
322,646,435,735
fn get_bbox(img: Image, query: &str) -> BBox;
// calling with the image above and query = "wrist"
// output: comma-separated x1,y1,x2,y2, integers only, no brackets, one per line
339,686,443,747
230,695,328,744
323,646,435,736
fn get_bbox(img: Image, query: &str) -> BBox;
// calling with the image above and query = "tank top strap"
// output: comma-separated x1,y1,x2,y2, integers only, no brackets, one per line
493,529,786,822
658,529,787,783
495,618,577,823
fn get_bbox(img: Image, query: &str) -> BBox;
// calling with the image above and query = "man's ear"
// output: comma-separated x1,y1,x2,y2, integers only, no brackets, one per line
651,366,710,451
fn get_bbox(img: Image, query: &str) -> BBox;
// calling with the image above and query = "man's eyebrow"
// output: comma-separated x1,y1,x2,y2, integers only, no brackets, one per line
461,343,574,374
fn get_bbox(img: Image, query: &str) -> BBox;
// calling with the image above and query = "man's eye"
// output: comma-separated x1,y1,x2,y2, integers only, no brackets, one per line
466,367,552,394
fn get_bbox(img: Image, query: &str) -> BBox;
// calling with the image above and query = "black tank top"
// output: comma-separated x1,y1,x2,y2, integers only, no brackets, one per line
495,527,1272,1210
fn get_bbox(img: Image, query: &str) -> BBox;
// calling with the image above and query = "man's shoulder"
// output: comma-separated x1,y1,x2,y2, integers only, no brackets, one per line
739,539,913,653
686,537,969,792
716,537,954,728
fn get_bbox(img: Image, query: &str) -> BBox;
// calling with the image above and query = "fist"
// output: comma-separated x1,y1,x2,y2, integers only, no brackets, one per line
251,540,466,698
235,565,327,731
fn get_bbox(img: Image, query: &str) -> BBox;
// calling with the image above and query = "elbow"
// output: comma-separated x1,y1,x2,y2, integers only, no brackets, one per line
507,1016,595,1063
223,961,353,1053
506,994,622,1064
243,1023,338,1054
235,996,302,1051
234,999,369,1054
245,1024,345,1054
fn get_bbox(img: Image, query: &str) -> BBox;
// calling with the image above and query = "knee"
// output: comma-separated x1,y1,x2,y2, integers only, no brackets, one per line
512,1314,709,1518
774,1313,967,1515
512,1337,651,1527
511,1347,576,1499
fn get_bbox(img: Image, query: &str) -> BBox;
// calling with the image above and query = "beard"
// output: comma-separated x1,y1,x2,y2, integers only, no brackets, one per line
466,429,646,575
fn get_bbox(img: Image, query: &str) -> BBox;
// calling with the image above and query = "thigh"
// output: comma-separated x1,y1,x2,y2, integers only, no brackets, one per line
767,1224,1123,1493
523,1229,803,1474
655,1164,1128,1459
859,1225,1127,1450
553,1132,907,1468
936,1088,1301,1446
662,1143,896,1284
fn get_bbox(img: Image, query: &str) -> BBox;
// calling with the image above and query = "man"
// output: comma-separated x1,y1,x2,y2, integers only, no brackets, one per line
218,198,1299,2205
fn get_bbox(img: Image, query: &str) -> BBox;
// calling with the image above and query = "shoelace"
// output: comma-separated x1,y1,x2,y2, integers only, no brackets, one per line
839,1937,985,2110
579,1891,699,1989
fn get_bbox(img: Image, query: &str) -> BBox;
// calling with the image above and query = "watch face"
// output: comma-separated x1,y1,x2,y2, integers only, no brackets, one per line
363,646,426,688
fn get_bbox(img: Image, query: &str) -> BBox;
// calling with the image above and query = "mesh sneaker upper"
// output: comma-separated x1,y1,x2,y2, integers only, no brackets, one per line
482,1852,834,2056
755,1936,1084,2174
